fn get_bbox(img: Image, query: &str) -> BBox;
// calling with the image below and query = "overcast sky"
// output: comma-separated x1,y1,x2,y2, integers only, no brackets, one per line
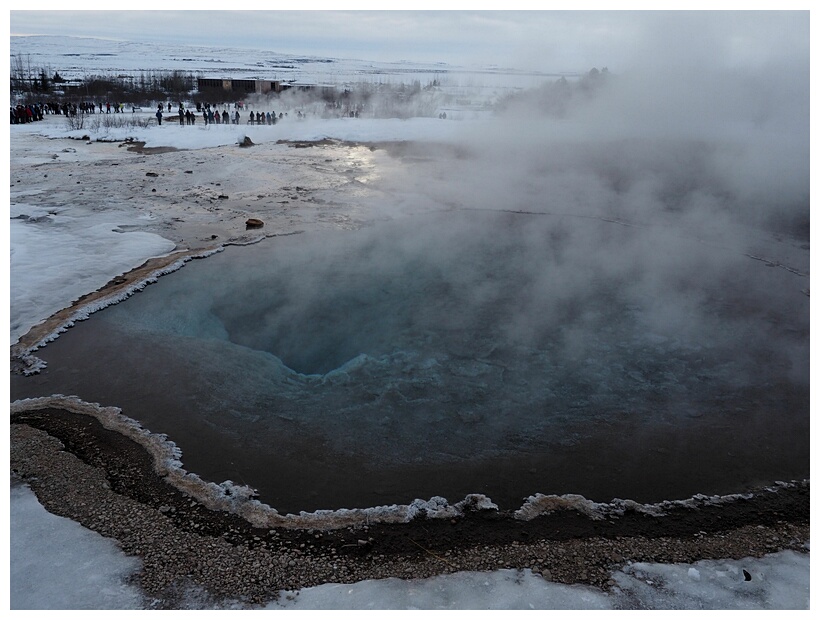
8,7,810,74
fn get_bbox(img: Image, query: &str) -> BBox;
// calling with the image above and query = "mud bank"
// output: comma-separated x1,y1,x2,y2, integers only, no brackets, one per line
10,397,809,607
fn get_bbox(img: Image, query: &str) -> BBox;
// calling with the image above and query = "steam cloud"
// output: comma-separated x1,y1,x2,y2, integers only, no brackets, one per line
14,19,809,509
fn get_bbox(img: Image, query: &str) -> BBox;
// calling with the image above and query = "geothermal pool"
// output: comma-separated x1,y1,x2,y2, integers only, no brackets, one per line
11,211,809,513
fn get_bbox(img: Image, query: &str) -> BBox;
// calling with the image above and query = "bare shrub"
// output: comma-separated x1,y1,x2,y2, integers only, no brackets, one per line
78,113,154,136
64,111,86,130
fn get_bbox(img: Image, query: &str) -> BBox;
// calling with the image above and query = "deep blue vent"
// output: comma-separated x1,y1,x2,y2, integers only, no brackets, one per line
215,261,421,376
10,211,809,512
211,231,536,376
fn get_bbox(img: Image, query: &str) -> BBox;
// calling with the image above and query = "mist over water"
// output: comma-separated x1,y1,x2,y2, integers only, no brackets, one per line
11,49,809,512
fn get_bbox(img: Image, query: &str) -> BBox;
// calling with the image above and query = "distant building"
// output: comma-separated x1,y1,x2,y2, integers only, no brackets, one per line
196,78,339,98
197,78,290,95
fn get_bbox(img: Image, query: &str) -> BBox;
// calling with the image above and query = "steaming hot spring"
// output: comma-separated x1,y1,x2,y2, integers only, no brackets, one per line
11,205,808,515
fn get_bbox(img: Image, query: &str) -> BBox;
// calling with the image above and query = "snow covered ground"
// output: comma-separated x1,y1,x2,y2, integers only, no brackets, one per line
8,34,810,610
9,482,144,610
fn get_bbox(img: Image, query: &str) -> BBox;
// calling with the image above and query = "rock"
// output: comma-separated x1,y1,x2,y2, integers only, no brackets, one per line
146,172,159,177
246,218,264,229
238,136,254,147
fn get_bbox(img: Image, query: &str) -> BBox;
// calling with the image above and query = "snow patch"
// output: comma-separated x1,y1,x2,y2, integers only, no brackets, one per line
10,482,144,610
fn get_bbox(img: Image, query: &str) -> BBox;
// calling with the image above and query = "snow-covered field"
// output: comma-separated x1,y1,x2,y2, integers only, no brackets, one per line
9,34,810,609
9,33,564,112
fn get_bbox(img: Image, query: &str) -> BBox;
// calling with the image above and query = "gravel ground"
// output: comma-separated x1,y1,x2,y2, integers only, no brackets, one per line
10,410,810,609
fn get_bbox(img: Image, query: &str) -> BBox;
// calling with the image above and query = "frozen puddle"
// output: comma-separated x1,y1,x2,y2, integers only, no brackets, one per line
10,211,809,513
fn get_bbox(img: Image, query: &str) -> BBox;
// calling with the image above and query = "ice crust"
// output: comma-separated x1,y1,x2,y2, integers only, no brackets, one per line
514,490,760,521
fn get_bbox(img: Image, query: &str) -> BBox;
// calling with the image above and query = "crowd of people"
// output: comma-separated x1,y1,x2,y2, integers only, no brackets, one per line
11,97,317,126
10,103,45,123
10,100,137,123
10,96,451,126
155,101,294,127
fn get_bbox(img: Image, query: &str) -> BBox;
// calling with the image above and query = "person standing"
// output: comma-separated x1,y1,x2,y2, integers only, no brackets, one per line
156,106,163,125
